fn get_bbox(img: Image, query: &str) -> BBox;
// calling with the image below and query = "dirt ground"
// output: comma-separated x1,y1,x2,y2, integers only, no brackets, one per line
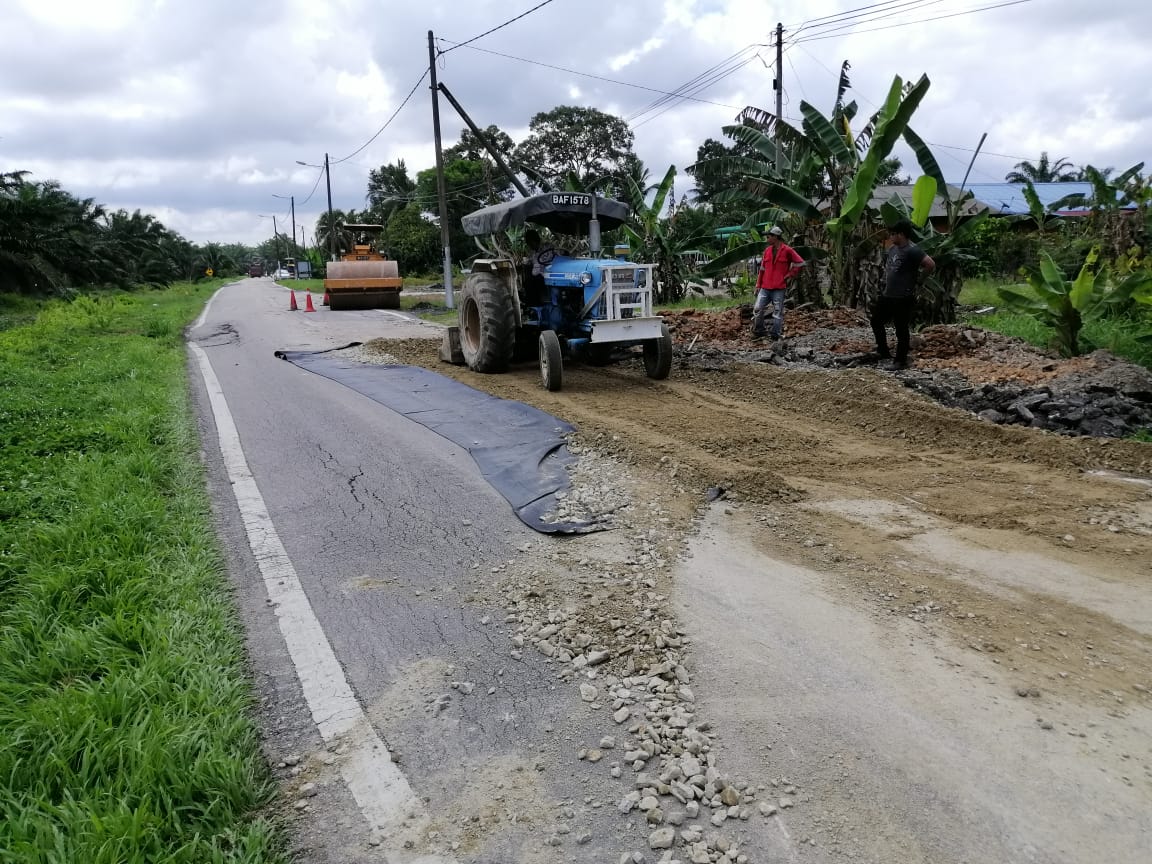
357,326,1152,861
369,333,1151,688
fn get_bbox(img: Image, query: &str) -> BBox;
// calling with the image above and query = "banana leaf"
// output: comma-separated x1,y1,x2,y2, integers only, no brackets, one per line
911,175,937,228
903,126,948,204
800,101,853,165
839,74,931,231
711,181,821,219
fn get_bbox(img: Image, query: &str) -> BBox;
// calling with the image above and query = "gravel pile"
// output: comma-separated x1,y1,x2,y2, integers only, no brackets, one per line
491,447,792,863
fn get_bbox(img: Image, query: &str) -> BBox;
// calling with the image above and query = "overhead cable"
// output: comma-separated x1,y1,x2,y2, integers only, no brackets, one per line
330,67,430,165
793,0,1036,43
439,0,559,54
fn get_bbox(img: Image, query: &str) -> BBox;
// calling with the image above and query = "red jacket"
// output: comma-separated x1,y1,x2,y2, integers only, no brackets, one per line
756,242,803,291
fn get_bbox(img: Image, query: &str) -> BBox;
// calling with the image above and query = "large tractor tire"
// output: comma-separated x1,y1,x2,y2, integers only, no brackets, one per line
539,330,563,392
459,272,516,373
643,323,673,380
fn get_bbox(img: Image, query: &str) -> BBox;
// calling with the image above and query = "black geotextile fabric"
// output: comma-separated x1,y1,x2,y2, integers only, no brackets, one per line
274,344,605,534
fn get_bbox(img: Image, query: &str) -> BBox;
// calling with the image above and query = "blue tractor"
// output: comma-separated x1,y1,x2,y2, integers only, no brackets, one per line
448,192,672,391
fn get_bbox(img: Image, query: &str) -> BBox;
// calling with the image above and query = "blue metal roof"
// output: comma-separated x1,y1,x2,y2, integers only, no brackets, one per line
961,182,1130,215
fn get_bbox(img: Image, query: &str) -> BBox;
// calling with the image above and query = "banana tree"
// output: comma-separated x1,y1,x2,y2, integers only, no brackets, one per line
624,164,712,303
691,63,931,307
1050,163,1146,261
824,73,932,305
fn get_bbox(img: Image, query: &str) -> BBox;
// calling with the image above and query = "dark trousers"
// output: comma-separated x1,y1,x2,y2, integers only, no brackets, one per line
870,295,914,361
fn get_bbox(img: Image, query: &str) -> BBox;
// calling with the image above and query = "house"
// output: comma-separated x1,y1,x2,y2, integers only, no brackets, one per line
962,182,1138,217
865,184,995,231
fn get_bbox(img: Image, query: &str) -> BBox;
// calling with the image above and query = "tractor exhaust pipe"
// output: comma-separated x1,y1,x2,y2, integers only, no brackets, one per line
589,194,601,258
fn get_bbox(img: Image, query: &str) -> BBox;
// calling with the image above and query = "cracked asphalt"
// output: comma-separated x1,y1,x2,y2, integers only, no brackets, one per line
187,280,635,862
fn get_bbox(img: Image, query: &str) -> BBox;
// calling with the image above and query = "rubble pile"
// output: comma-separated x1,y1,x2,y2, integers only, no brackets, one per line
905,372,1152,438
663,306,1152,439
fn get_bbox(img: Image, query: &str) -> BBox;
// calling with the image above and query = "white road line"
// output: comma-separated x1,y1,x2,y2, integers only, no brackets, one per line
193,282,228,329
190,341,454,861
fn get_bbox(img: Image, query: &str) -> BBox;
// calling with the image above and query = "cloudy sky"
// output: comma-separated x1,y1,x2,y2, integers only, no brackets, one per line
3,0,1148,245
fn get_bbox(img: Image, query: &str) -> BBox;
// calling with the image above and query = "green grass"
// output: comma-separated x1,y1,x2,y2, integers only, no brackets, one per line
0,294,44,333
960,277,1152,369
658,288,752,313
958,277,1025,308
0,286,286,863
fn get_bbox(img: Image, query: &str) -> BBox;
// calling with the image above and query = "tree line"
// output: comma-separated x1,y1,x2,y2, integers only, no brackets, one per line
0,170,273,295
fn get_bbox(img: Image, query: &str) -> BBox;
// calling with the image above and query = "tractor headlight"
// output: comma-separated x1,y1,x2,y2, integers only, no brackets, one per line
579,271,593,285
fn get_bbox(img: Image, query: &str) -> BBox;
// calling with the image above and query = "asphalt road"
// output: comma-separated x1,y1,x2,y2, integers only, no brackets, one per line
188,278,1151,864
188,279,636,863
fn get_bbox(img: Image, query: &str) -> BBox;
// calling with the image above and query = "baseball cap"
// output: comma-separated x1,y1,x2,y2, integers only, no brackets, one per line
768,226,783,236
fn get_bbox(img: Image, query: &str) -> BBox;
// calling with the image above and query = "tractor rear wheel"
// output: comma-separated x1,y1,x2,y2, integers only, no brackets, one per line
539,330,563,391
643,323,673,380
459,272,516,372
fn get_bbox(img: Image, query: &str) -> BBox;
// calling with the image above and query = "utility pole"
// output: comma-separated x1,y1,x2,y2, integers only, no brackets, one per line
428,30,454,308
289,195,297,279
774,21,784,143
272,214,281,273
324,153,335,262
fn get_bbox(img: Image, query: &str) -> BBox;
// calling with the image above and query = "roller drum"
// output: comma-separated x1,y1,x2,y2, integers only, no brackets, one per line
326,260,399,280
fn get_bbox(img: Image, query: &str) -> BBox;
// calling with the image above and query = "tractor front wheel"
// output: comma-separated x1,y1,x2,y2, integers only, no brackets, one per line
643,323,673,380
539,330,563,391
459,272,516,372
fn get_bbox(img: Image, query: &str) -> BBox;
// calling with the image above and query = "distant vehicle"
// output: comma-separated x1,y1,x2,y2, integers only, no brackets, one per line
247,263,265,277
273,268,292,279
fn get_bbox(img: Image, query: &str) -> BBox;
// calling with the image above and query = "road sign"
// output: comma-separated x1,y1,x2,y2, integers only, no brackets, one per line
205,268,215,277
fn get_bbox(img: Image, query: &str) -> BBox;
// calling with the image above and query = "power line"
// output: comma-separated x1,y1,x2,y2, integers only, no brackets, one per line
330,67,430,165
440,41,744,111
788,40,1055,167
626,44,759,122
439,0,559,54
787,0,926,30
785,51,807,103
298,166,326,206
795,0,950,40
632,54,760,128
793,0,1036,43
790,0,947,38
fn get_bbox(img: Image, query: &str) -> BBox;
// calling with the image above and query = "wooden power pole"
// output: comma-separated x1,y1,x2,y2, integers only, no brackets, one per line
428,31,454,309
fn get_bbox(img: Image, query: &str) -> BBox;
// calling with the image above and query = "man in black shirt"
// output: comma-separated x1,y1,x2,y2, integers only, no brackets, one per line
871,219,935,369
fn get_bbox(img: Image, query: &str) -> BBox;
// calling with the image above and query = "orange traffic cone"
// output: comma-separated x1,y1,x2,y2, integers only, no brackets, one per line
322,289,331,306
304,293,316,312
289,290,298,311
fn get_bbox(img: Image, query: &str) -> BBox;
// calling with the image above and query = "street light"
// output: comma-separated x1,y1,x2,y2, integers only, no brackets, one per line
272,194,296,279
297,154,335,263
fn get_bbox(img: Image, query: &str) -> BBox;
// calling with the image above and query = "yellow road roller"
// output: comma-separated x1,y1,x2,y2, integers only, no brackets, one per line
323,224,403,310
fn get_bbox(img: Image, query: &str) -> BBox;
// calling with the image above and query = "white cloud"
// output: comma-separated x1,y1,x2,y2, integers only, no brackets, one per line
2,0,1149,244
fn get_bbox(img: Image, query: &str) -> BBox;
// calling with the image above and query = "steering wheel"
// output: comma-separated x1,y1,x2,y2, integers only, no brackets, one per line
537,248,556,265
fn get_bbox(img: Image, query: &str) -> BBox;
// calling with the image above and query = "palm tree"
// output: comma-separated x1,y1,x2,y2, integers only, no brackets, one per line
1005,152,1079,183
314,209,355,257
366,160,417,225
0,177,111,293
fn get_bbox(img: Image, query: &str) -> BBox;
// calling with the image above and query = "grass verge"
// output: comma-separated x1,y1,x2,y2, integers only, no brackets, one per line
0,285,286,863
960,278,1152,370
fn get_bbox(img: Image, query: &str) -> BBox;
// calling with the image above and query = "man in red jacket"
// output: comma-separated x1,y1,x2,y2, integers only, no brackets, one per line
752,226,805,341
